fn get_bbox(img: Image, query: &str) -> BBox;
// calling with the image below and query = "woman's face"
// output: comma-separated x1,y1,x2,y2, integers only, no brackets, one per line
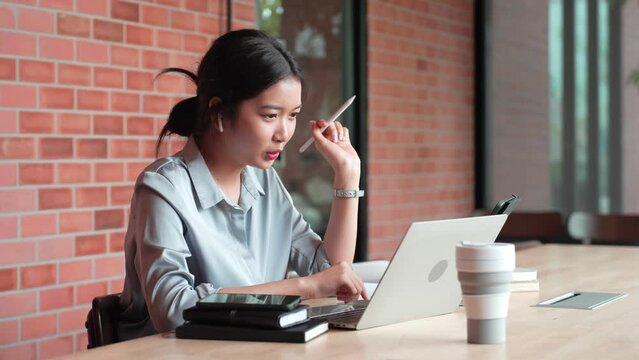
222,77,302,169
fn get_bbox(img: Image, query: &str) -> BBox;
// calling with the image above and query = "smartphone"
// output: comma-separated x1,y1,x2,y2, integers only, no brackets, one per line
197,293,302,311
491,194,520,215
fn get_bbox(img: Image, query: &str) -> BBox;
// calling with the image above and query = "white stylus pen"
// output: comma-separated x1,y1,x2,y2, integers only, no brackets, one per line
298,95,356,153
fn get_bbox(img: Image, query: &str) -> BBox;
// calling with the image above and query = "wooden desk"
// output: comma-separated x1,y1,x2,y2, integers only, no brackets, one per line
63,245,639,359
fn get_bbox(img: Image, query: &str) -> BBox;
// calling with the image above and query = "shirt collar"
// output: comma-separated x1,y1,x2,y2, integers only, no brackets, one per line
240,167,266,209
181,137,265,210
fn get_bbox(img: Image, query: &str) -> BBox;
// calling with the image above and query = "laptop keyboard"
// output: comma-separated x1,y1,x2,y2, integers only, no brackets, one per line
324,308,365,325
308,301,368,326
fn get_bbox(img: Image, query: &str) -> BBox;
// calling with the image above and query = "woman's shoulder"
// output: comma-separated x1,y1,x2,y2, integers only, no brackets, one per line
135,154,190,190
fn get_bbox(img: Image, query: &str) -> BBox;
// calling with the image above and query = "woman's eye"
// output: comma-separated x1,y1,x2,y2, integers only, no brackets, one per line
290,113,299,119
263,114,278,119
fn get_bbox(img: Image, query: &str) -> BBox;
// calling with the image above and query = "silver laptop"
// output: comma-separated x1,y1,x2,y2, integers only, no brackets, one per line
311,215,508,330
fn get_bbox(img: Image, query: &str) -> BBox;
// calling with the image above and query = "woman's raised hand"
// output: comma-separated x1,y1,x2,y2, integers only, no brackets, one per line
310,120,361,187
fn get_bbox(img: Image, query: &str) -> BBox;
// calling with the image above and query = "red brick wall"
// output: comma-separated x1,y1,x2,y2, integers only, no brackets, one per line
0,0,474,356
367,0,475,259
0,0,255,357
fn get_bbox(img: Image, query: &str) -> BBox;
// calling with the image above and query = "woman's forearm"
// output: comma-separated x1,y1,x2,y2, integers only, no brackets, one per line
217,277,316,299
322,166,361,264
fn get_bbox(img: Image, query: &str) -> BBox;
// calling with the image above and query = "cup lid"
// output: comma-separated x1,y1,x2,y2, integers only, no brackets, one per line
456,242,515,260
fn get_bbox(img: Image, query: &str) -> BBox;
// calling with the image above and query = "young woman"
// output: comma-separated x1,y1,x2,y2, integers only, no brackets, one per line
118,29,366,340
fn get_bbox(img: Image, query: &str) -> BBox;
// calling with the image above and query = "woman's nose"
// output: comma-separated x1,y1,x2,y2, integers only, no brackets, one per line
274,121,290,142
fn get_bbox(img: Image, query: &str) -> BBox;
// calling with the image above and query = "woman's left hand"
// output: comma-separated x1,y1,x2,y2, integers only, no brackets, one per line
310,120,361,187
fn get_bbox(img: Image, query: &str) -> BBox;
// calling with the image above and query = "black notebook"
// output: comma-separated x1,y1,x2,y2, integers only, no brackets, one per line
183,305,309,329
176,318,329,343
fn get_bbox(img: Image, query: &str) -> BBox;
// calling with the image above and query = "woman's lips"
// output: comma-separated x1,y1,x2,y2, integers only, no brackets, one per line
266,151,280,160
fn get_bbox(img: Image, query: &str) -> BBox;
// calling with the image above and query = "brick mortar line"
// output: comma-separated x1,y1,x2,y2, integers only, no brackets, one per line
0,161,157,169
368,82,475,94
2,47,203,77
368,68,474,81
368,32,473,53
0,111,170,124
368,15,473,41
368,1,473,26
0,329,90,351
368,48,473,66
371,0,473,15
0,158,165,163
12,230,130,242
368,74,474,86
366,96,473,106
1,24,219,55
368,12,473,36
0,204,130,217
369,178,475,183
1,51,203,72
368,118,474,125
368,111,472,118
0,285,124,305
1,128,171,136
368,194,475,201
0,273,126,299
0,252,127,272
370,87,473,95
1,1,230,30
368,141,473,147
0,132,164,139
368,159,472,164
368,133,473,139
367,171,473,178
368,63,472,75
369,187,473,195
372,121,473,128
5,273,125,292
0,82,195,98
368,127,473,135
369,144,474,152
0,125,168,134
0,158,156,163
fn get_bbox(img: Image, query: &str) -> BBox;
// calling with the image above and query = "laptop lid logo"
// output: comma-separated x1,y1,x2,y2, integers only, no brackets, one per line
428,260,448,282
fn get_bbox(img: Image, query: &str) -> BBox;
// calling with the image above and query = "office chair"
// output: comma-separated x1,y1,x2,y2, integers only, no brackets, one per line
567,212,639,246
85,293,122,349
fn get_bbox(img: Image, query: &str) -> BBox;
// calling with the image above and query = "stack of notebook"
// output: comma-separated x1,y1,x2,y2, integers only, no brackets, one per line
176,300,329,343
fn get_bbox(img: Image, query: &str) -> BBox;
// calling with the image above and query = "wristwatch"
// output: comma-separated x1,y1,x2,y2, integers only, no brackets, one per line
333,189,365,198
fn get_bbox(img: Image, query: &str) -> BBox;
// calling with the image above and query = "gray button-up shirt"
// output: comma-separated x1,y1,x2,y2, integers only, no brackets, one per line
117,137,331,340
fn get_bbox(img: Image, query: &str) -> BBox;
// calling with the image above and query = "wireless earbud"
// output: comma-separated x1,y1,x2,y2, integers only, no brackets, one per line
217,114,224,133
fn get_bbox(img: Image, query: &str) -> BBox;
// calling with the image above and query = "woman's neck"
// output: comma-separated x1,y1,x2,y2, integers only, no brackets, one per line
197,134,243,204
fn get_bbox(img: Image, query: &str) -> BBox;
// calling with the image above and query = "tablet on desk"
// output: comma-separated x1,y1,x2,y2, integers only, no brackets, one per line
198,293,302,312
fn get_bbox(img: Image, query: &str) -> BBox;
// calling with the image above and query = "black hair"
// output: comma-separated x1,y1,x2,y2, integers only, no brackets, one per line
155,29,303,155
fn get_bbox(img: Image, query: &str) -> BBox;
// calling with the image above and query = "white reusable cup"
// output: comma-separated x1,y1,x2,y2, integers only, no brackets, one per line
456,242,515,344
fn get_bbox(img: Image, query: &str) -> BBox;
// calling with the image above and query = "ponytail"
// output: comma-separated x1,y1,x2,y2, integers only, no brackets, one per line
155,68,200,156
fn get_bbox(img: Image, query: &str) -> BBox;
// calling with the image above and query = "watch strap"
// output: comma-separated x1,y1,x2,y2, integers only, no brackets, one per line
333,189,365,198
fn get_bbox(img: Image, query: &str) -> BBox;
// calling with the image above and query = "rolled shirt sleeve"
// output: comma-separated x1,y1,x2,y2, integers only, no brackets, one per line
133,187,218,332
